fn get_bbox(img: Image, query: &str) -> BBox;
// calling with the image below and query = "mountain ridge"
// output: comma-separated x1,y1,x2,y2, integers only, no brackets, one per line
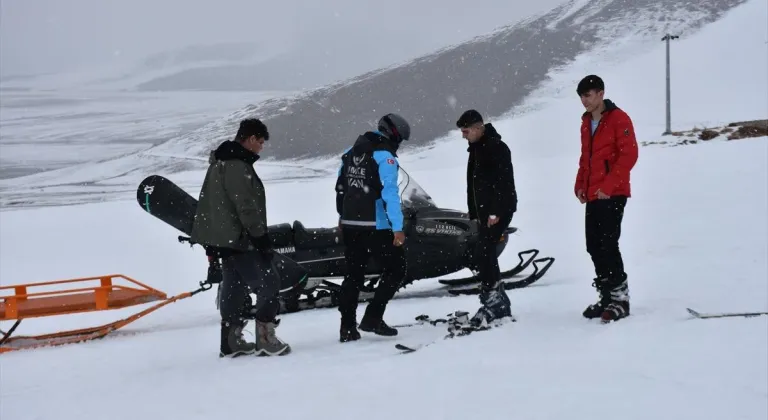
150,0,747,162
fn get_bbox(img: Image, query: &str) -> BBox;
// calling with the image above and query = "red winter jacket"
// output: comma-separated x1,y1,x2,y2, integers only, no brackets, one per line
574,100,639,201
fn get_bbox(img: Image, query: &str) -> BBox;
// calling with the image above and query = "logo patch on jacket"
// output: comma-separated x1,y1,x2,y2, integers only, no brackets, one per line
386,158,395,165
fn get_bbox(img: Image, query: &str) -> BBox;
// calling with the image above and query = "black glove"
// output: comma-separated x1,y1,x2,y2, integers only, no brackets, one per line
206,259,223,284
251,233,272,257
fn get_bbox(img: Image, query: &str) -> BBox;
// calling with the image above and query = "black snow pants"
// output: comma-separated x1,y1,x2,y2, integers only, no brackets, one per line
338,228,407,326
585,196,628,282
474,214,513,290
218,250,281,324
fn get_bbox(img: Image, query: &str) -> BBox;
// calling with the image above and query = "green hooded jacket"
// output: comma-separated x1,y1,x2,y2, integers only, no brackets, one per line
190,140,268,253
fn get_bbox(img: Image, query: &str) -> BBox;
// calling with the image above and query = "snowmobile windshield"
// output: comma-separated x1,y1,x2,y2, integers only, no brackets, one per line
398,166,437,209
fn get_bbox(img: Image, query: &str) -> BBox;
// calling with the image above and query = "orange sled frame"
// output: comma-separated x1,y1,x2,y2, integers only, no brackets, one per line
0,274,212,354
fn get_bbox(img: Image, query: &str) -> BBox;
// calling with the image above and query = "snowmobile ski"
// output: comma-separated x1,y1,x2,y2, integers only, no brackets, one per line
446,256,555,295
686,308,768,319
438,249,539,286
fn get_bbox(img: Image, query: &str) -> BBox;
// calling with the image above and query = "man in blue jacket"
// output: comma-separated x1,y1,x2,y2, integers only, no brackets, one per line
334,113,410,342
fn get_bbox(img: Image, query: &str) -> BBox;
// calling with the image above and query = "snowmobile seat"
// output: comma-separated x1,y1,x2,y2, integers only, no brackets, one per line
292,221,342,249
268,223,294,248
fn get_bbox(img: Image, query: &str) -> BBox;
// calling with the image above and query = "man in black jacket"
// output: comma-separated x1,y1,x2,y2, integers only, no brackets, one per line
191,118,291,358
457,109,518,327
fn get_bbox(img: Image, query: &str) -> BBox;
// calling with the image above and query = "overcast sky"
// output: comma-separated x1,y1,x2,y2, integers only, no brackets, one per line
1,0,566,77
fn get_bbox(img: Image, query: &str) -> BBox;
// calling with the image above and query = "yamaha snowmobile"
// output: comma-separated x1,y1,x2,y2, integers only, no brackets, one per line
136,167,554,315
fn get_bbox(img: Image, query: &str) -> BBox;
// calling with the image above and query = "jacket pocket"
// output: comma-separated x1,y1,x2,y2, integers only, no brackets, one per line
604,160,610,174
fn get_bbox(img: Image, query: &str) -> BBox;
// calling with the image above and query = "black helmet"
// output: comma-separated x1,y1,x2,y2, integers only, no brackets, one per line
378,113,411,143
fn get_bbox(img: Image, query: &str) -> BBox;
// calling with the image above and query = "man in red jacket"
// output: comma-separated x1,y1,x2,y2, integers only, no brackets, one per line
574,75,638,323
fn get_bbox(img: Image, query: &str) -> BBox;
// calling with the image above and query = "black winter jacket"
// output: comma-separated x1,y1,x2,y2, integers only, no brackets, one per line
466,123,518,223
191,140,268,256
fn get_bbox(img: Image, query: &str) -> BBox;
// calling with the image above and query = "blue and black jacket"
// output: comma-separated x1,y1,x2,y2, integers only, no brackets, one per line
335,131,403,232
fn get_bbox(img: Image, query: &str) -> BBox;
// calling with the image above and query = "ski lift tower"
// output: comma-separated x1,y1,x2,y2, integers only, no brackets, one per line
662,33,680,135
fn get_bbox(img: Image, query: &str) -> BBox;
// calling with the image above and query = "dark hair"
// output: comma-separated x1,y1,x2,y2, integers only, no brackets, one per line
577,75,605,96
456,109,484,128
235,118,269,141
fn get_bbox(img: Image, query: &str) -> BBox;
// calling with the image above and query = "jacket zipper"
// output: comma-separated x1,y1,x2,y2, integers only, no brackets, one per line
472,154,480,219
586,119,600,196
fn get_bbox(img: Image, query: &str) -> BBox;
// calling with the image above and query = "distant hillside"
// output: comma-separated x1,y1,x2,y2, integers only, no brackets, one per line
151,0,748,161
1,0,763,209
643,119,768,146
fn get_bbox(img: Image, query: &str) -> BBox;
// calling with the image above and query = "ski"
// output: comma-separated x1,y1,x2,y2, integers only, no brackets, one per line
392,314,450,328
394,311,514,354
395,343,427,353
686,308,768,319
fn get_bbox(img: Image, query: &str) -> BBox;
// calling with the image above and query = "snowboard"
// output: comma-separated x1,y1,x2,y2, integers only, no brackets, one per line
136,174,310,294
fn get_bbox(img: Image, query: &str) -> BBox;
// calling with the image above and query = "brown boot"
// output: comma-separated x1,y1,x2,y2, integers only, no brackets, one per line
255,319,291,356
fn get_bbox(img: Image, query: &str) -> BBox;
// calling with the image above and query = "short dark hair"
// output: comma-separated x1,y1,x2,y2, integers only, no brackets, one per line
235,118,269,141
456,109,484,128
577,75,604,96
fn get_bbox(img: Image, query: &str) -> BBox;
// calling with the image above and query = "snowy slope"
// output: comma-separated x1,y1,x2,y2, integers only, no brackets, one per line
2,138,766,420
0,90,290,179
1,1,767,420
0,0,749,200
144,0,750,161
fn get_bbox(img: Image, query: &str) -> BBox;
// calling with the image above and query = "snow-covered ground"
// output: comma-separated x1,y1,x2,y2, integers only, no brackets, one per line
0,89,289,179
1,0,767,419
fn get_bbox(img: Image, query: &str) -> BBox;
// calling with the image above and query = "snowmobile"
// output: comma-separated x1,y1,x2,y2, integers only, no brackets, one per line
137,167,554,315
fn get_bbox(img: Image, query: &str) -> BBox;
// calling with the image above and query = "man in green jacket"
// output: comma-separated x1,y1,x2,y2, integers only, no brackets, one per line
191,118,290,358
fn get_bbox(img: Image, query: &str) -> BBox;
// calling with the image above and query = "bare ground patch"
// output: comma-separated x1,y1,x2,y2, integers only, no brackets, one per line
641,119,767,146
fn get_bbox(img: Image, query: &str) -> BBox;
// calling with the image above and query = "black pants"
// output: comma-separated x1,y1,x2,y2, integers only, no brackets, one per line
585,196,628,281
219,250,281,324
338,228,406,325
474,214,513,289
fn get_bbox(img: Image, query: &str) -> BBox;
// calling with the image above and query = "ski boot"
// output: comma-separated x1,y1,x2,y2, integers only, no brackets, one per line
255,318,292,356
359,304,398,336
219,319,257,358
470,281,515,328
583,276,630,323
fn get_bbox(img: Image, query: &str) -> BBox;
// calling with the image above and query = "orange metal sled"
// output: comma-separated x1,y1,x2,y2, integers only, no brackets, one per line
0,274,208,354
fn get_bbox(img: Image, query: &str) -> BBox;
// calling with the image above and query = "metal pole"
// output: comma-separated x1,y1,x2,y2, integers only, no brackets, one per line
662,34,679,135
665,36,671,134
